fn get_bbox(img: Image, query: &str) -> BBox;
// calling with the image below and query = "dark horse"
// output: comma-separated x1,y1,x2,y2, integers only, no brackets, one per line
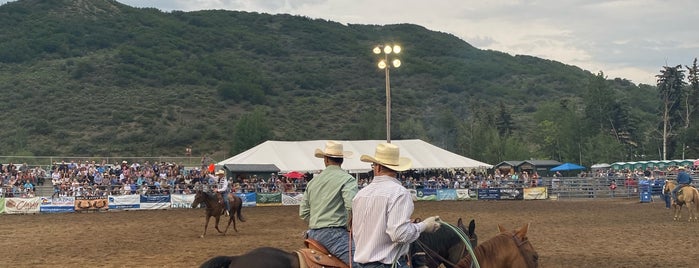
455,223,539,268
411,218,478,268
199,218,476,268
191,190,245,238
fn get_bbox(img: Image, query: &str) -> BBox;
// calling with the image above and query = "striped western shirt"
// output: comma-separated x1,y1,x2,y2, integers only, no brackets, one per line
352,175,427,264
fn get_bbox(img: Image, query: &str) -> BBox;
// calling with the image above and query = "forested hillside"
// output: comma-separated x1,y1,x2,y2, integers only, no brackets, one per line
1,0,688,166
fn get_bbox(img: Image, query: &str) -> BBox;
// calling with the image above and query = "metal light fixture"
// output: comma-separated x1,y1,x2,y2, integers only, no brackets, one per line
373,44,401,143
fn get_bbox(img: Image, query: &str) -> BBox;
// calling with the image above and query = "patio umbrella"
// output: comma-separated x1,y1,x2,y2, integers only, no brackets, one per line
283,171,305,179
550,163,586,171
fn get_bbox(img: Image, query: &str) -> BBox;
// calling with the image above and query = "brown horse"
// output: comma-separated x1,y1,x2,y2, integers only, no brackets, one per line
411,218,478,268
663,180,699,222
455,223,538,268
199,218,477,268
191,190,245,238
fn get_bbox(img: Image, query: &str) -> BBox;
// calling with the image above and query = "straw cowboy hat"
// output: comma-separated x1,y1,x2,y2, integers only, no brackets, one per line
215,169,225,175
314,141,353,158
360,143,412,172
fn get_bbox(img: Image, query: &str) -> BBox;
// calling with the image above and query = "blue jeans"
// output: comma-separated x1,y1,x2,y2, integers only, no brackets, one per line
221,191,230,211
307,227,356,267
672,184,684,201
663,192,672,208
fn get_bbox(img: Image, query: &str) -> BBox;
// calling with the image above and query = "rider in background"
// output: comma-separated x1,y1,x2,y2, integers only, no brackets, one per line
215,169,230,216
671,166,692,202
300,141,358,267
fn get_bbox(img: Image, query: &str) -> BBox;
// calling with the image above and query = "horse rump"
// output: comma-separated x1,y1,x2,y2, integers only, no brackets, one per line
200,247,298,268
199,256,234,268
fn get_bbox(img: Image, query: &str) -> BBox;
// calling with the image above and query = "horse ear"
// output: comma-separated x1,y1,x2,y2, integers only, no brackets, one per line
457,218,463,226
468,219,476,233
497,224,506,233
515,223,531,238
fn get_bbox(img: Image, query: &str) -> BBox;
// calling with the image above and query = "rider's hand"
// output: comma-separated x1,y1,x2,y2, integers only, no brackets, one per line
420,216,441,233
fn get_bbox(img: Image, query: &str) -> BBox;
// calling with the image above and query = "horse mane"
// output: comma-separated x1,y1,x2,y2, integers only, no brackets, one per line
459,232,512,264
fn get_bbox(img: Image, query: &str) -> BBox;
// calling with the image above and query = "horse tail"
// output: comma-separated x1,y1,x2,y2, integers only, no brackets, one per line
199,256,234,268
236,196,246,222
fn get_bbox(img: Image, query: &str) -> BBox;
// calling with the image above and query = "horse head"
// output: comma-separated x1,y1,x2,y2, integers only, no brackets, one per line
192,190,207,208
497,223,539,268
411,217,478,268
663,180,675,195
457,218,477,247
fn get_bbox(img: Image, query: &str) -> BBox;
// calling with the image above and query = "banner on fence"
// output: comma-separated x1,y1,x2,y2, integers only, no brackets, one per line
5,197,41,214
237,192,257,207
416,188,437,201
456,189,471,200
437,189,457,201
523,187,548,200
476,188,524,200
139,194,170,210
75,196,109,212
109,195,140,210
170,194,195,209
499,188,524,200
477,188,500,200
282,192,303,206
40,196,75,213
256,192,282,206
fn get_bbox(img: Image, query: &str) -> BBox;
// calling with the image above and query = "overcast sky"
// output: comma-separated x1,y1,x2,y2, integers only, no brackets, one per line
4,0,698,85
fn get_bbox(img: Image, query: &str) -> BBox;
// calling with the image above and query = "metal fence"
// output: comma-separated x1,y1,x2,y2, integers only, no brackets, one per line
541,176,698,199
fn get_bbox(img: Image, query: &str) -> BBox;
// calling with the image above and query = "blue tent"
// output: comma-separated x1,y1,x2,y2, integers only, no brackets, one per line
550,162,586,171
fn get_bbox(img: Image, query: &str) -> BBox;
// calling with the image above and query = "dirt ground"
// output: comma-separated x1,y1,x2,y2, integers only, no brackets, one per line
1,198,697,268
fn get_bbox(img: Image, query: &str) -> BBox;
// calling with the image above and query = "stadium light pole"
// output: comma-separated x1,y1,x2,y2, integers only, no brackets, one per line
373,44,401,143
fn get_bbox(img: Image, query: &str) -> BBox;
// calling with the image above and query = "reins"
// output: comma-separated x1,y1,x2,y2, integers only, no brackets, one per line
430,221,481,268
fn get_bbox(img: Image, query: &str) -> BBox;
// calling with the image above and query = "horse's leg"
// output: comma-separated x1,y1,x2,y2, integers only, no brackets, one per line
201,214,211,238
221,215,235,236
214,214,224,233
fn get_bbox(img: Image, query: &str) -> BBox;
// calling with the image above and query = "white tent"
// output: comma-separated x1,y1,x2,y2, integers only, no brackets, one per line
217,139,492,174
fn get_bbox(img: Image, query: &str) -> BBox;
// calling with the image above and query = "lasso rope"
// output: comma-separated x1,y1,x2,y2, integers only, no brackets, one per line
391,220,480,268
437,220,481,268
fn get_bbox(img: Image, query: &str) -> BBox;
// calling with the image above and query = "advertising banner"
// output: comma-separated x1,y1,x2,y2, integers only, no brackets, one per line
256,192,282,206
139,194,171,210
456,189,472,200
436,189,457,201
499,188,524,200
4,197,41,214
477,188,500,200
75,196,109,212
40,196,75,213
282,192,303,206
523,187,548,200
416,188,437,201
170,194,195,209
109,195,140,210
237,192,257,207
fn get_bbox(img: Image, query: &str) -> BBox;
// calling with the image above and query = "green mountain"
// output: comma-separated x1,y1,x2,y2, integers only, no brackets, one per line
0,0,661,165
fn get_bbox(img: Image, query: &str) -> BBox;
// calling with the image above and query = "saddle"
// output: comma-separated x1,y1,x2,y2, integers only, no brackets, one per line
295,239,349,268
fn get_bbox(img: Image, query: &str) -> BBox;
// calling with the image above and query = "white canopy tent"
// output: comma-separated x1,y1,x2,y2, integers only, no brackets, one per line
217,139,492,174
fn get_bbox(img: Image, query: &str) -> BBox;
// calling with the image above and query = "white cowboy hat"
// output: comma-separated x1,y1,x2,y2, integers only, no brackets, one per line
360,143,412,172
215,170,225,175
314,141,353,158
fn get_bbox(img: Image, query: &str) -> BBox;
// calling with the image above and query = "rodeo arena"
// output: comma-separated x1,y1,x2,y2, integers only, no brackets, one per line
2,139,699,267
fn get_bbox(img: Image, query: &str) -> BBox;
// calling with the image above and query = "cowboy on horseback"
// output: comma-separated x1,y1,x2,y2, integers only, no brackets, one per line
672,166,692,203
215,169,231,217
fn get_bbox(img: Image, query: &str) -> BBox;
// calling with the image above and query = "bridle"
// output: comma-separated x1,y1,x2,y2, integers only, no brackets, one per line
511,233,537,268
